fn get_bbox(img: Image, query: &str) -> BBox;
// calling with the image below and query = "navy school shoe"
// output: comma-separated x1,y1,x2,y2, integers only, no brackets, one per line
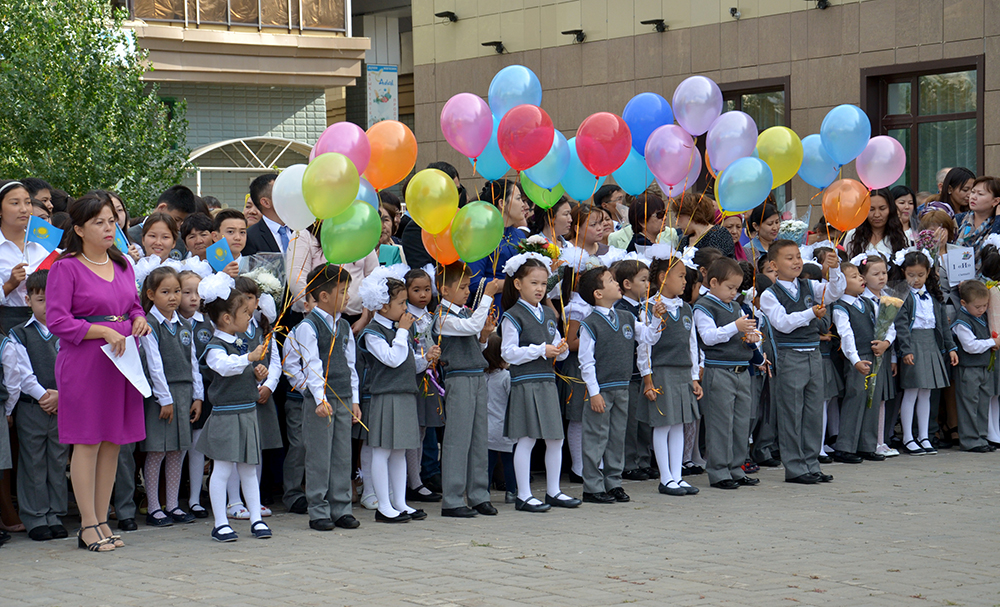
145,510,174,527
251,521,272,539
167,507,196,524
211,525,238,542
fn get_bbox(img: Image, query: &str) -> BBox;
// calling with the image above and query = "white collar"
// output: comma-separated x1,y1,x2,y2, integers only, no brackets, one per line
374,313,395,329
910,285,927,295
704,293,733,308
594,305,613,315
25,315,49,335
622,295,640,307
518,298,545,315
182,310,205,323
407,303,429,318
862,288,880,300
262,214,284,234
151,307,179,325
658,295,683,311
840,293,860,305
213,329,237,343
699,284,709,295
440,299,464,313
777,278,799,289
313,306,340,325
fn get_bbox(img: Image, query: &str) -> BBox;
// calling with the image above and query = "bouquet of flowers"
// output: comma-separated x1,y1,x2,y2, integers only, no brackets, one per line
914,229,939,252
240,252,287,298
866,286,906,408
517,234,561,261
986,280,1000,370
777,219,808,245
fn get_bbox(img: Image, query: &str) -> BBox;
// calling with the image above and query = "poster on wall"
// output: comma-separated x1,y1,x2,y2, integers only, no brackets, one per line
367,64,398,128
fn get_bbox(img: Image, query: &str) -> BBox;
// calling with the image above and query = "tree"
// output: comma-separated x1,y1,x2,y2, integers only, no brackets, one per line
0,0,189,213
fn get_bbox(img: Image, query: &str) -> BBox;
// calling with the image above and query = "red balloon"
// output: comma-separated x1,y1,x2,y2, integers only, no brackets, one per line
576,112,632,177
421,226,460,264
497,105,555,171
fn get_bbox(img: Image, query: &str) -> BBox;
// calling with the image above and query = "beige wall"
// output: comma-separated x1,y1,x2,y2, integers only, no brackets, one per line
413,0,998,205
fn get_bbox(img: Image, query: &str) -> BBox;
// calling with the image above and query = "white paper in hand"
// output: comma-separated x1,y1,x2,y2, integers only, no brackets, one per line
101,336,152,398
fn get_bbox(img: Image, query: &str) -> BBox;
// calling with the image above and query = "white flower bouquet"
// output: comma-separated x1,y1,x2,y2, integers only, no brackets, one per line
240,252,287,298
866,286,906,409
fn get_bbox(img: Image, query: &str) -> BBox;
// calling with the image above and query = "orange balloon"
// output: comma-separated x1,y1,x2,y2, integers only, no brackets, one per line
364,121,418,190
822,179,871,232
421,225,460,265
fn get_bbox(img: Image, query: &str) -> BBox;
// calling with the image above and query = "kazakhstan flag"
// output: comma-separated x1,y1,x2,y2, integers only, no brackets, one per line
114,225,130,255
205,238,235,272
26,216,64,253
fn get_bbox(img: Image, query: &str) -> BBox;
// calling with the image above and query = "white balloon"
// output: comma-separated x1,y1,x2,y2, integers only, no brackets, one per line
272,164,315,231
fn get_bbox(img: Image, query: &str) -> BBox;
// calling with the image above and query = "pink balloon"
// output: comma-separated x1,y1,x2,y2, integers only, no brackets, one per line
672,76,724,137
440,93,493,159
659,147,703,198
706,111,757,174
576,112,632,177
644,125,697,187
310,122,371,175
856,136,906,190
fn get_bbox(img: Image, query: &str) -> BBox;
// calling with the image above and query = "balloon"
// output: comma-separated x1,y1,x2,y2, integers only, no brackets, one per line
310,122,370,175
357,177,379,209
706,111,757,174
521,173,566,210
405,169,459,234
524,130,570,190
716,157,774,214
561,137,607,201
672,76,723,136
320,201,382,264
756,126,803,189
440,93,492,159
422,225,460,264
471,118,511,180
798,134,840,189
488,65,543,119
856,135,907,190
450,201,504,263
576,112,632,177
622,92,673,156
270,164,314,231
612,147,655,196
644,125,697,187
822,179,872,232
660,147,703,198
497,104,555,172
820,104,871,166
365,120,418,190
301,153,360,220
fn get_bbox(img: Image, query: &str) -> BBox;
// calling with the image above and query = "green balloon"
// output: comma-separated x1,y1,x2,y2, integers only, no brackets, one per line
450,201,504,263
320,200,382,264
520,173,565,209
303,152,360,219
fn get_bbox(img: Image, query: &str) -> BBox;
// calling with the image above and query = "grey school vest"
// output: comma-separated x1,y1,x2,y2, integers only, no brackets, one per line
953,308,991,367
694,295,753,366
768,278,822,348
9,321,58,392
190,316,214,361
303,310,353,401
147,314,194,386
833,297,876,359
434,305,488,376
359,320,418,394
614,298,642,381
503,300,560,384
203,337,260,413
581,308,636,391
651,302,693,369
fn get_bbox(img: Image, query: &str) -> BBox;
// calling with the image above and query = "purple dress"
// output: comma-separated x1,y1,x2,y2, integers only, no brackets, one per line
47,257,146,445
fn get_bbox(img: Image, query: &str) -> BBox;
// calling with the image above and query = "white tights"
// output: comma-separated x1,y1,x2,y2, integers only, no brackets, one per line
900,388,931,445
371,447,412,518
227,461,263,507
652,424,684,485
144,451,184,518
210,461,260,530
513,437,564,503
566,421,583,477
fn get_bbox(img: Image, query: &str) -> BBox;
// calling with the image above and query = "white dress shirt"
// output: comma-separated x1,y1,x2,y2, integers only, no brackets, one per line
832,295,882,366
206,330,252,377
952,308,995,355
283,322,307,391
693,293,741,346
285,307,360,404
578,304,661,397
0,230,48,308
248,317,281,393
909,286,936,330
140,307,204,407
261,215,287,255
9,315,51,402
436,298,491,337
1,337,22,416
638,295,700,381
500,299,569,365
408,302,435,357
366,313,425,371
759,267,845,338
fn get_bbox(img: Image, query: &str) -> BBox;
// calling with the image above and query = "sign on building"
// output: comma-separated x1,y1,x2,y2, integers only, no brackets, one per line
367,64,398,128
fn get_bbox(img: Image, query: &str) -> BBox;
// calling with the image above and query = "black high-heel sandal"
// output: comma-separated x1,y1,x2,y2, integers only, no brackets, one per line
77,524,114,552
98,521,124,547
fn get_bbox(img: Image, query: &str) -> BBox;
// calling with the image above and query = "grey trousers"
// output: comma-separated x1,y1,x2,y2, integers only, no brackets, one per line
302,393,353,521
113,442,137,520
441,374,491,510
623,379,652,470
751,374,780,462
15,401,69,530
582,387,629,494
835,355,881,453
702,367,751,485
776,349,824,480
955,366,990,450
282,394,306,509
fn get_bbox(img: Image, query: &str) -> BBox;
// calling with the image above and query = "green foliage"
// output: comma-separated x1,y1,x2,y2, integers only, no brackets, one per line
0,0,189,213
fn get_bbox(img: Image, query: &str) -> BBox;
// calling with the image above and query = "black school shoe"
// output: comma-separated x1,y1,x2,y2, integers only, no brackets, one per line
514,497,551,513
289,496,308,514
736,476,759,486
785,474,819,485
858,451,887,461
309,518,335,531
29,526,54,541
817,454,834,464
49,524,68,539
965,444,991,453
375,510,411,523
582,492,616,504
710,479,739,490
471,502,498,515
117,518,137,531
621,469,649,481
407,485,443,502
756,458,782,468
545,493,582,508
441,506,478,518
335,514,361,529
816,473,834,483
608,487,630,502
832,451,863,464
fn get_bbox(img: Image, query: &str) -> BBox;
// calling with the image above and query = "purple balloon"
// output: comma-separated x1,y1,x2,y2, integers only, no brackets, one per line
660,147,703,198
706,111,757,174
672,76,724,137
310,122,370,175
440,93,493,160
856,136,907,190
644,125,697,187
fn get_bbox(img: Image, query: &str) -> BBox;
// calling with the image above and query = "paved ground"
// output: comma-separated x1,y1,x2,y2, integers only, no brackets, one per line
3,450,1000,607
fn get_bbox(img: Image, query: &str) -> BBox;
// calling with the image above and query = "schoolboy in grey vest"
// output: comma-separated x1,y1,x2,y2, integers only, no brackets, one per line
281,318,309,513
759,241,844,484
950,287,997,452
614,295,653,479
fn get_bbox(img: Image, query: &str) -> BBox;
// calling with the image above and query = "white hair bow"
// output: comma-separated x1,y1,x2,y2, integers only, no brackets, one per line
198,272,236,304
503,252,552,277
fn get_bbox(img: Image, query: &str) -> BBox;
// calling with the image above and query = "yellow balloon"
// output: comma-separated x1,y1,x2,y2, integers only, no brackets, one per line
756,126,803,189
405,168,459,234
302,152,360,219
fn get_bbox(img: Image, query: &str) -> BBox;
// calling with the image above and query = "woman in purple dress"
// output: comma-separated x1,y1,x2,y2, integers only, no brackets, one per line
47,193,150,552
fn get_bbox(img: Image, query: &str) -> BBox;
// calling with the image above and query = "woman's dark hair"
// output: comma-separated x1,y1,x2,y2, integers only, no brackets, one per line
941,167,976,212
846,188,908,259
500,258,548,311
180,213,214,241
141,266,181,313
480,179,520,210
0,180,29,225
142,212,179,244
203,289,248,325
681,266,701,304
980,244,1000,281
58,192,128,267
889,250,943,301
593,184,622,209
484,332,507,373
667,192,716,228
628,193,665,233
30,199,48,215
748,202,779,231
234,275,271,335
528,197,570,236
568,204,606,243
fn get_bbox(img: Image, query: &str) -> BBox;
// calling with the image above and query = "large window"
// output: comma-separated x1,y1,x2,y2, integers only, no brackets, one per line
864,58,983,194
123,0,346,32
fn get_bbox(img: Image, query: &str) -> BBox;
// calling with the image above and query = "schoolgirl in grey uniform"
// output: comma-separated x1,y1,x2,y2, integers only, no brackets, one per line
177,269,214,518
0,336,18,547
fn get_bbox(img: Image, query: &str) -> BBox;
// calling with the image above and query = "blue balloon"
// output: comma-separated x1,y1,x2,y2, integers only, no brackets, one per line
524,130,570,190
470,118,511,180
357,178,379,209
798,134,840,189
488,65,543,120
561,138,606,201
820,104,871,166
623,92,674,156
717,157,773,214
612,147,654,196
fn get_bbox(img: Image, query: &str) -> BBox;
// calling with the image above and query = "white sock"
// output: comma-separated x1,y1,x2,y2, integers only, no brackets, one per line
187,429,205,508
900,389,918,444
989,397,1000,443
370,447,399,518
667,424,684,483
209,460,235,529
360,443,375,499
514,437,536,502
544,439,565,498
388,449,412,514
916,389,931,442
567,421,583,476
652,426,671,484
237,463,262,525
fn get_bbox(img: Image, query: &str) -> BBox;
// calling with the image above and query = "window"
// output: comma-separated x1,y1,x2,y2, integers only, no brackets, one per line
125,0,346,32
864,58,983,194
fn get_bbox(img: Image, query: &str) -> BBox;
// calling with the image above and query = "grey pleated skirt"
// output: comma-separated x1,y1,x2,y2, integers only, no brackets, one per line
0,418,10,469
505,380,565,440
558,353,588,423
640,366,699,426
872,355,896,402
352,399,370,441
367,392,420,450
822,355,844,400
140,383,193,452
256,396,284,450
416,373,445,428
196,410,260,465
899,329,951,390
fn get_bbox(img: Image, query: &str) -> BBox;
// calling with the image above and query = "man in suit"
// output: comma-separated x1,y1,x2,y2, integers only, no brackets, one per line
128,185,197,258
242,173,287,256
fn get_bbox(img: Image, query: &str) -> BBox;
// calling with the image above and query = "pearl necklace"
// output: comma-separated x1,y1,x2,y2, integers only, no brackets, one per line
81,251,110,266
